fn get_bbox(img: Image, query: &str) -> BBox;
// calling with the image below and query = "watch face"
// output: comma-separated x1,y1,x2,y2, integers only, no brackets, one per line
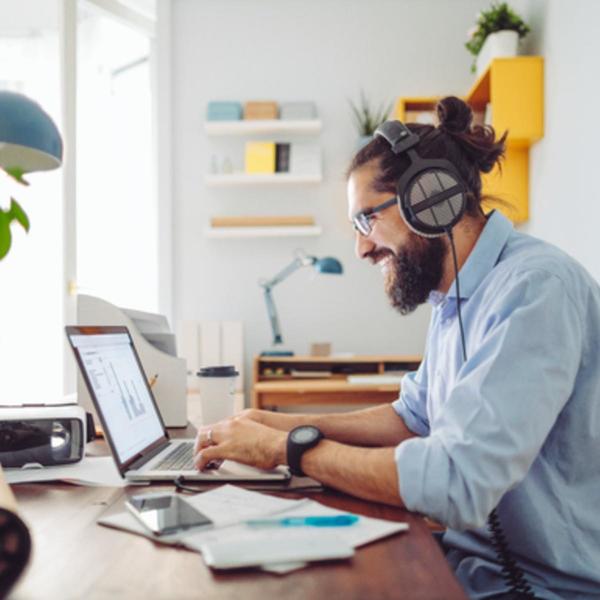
291,426,319,444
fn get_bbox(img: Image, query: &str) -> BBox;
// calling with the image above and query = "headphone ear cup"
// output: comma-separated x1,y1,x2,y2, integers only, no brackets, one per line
398,168,466,237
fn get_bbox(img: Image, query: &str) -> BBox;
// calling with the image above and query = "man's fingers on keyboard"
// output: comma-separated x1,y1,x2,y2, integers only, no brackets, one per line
194,429,210,453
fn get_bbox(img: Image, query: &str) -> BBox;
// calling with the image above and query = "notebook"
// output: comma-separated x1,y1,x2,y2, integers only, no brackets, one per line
65,325,290,483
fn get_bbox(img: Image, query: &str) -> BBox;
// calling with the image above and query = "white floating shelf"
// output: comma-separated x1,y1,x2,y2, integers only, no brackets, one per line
205,226,322,239
205,173,322,186
205,119,322,136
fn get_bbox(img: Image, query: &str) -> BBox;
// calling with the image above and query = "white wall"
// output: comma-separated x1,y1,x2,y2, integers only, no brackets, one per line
519,0,600,283
170,0,509,393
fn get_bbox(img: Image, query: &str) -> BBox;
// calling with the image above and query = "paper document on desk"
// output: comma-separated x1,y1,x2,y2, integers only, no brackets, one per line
98,485,409,573
99,484,306,548
5,456,126,487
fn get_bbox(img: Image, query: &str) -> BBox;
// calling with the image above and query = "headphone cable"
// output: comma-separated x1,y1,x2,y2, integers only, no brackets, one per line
445,227,536,599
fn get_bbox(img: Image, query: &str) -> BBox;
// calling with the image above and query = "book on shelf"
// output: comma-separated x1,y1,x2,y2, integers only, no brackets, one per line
210,216,315,228
245,141,276,174
276,143,290,172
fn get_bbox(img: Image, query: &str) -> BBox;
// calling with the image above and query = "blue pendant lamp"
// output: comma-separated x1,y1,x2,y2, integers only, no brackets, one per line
0,91,63,259
0,91,63,172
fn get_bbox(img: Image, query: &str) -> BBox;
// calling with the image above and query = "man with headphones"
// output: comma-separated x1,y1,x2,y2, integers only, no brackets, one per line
195,97,600,599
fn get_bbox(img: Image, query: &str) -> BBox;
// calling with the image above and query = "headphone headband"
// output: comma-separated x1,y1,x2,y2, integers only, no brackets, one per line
374,121,419,155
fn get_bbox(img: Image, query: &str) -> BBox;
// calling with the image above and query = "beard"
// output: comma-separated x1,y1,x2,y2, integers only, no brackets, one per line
382,234,446,314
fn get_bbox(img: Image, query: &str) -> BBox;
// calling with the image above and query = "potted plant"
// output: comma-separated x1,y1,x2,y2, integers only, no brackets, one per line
465,2,530,75
349,91,392,148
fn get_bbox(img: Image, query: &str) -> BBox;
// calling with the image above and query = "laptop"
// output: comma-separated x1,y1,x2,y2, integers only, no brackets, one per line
66,325,290,483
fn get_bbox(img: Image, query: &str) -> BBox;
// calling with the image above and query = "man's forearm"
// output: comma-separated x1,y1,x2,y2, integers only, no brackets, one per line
256,404,416,447
299,440,403,507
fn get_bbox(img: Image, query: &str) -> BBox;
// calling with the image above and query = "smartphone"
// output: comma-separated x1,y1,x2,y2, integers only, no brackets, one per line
125,493,213,536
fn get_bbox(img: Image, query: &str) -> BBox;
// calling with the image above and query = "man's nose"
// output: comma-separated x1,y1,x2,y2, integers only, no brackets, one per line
355,232,375,260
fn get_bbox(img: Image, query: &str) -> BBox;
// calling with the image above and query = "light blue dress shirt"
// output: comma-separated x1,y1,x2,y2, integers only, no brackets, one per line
393,210,600,599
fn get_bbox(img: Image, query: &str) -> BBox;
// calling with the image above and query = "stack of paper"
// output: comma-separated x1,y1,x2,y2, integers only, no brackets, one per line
5,456,126,488
98,485,409,573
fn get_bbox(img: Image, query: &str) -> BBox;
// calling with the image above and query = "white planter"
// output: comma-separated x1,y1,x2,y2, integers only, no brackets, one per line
476,30,519,76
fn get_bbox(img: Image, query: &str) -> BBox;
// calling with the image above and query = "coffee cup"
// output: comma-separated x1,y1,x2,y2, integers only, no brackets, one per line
196,365,239,425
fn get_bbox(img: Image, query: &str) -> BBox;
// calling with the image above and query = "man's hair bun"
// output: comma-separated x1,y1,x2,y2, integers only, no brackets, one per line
347,95,507,218
437,96,473,134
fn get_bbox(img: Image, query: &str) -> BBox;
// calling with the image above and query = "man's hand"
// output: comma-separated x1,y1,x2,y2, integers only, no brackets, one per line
194,417,287,471
235,408,266,424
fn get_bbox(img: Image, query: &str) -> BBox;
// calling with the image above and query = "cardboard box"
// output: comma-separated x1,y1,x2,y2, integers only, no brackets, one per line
243,101,278,120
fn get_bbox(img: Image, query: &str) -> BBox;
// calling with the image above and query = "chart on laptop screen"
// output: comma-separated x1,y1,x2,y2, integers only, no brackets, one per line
72,333,164,462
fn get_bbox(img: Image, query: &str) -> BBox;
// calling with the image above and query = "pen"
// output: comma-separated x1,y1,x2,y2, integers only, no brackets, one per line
148,373,159,388
246,514,359,527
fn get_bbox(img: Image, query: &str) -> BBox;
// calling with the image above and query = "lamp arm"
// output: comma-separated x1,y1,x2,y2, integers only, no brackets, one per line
259,251,317,347
262,255,310,289
263,286,283,346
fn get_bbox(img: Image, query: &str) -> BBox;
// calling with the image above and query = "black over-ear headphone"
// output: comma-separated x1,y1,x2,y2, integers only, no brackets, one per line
374,120,467,238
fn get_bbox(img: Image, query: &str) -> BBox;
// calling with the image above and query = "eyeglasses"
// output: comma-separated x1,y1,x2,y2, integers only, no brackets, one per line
351,197,397,237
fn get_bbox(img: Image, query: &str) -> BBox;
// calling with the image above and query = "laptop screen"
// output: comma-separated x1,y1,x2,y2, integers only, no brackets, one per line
68,328,166,465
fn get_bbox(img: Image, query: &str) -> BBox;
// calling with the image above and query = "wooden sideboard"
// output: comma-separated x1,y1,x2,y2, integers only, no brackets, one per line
252,355,421,410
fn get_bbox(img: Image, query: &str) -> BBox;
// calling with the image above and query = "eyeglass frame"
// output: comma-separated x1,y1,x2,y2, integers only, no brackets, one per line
351,196,397,236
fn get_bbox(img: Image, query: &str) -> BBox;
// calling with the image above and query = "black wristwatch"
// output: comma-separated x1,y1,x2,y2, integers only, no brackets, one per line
286,425,324,477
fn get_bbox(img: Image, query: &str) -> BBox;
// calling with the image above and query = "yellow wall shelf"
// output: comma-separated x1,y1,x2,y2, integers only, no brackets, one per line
395,57,544,223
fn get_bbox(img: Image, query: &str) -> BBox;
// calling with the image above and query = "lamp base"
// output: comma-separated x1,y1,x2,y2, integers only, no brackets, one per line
260,349,295,357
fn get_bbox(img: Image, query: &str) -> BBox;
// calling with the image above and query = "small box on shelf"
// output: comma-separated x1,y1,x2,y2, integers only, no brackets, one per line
243,101,278,120
206,101,243,121
280,101,317,120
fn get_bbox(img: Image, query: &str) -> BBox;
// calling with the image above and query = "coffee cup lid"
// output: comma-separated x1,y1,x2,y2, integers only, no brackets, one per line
196,365,239,378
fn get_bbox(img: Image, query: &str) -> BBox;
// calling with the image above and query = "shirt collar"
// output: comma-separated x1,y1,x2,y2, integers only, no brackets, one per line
430,210,513,303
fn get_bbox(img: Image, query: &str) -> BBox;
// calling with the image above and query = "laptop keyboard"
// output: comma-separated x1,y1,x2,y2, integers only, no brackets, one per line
155,442,195,471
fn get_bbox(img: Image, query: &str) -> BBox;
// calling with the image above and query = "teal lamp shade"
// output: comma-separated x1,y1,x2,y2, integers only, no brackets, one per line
0,91,63,173
314,256,343,275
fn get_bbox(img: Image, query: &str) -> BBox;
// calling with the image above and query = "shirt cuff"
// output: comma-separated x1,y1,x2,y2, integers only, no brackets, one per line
394,436,451,524
392,398,429,437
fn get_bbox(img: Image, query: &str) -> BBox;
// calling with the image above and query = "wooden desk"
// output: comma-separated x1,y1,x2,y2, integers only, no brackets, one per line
253,355,421,410
11,485,465,600
9,436,465,599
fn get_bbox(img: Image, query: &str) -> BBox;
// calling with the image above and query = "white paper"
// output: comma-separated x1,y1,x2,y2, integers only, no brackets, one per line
97,485,409,573
5,456,126,487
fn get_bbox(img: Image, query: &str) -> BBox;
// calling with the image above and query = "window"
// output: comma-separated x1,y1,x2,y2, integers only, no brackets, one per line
0,4,64,404
76,1,158,312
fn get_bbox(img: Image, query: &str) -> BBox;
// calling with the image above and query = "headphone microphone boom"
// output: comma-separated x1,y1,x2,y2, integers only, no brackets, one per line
374,120,467,237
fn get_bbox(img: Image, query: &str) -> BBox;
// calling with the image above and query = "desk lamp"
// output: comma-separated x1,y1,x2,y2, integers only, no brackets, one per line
0,90,63,259
259,249,343,357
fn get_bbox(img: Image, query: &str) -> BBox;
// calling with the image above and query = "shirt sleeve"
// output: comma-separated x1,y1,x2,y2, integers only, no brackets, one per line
395,269,584,530
392,358,430,436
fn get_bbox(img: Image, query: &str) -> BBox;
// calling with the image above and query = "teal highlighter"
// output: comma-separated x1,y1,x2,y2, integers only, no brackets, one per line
246,514,359,527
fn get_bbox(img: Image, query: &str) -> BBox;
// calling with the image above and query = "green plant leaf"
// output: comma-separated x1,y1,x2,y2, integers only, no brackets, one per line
8,198,30,232
0,209,12,259
2,166,29,186
465,1,530,61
